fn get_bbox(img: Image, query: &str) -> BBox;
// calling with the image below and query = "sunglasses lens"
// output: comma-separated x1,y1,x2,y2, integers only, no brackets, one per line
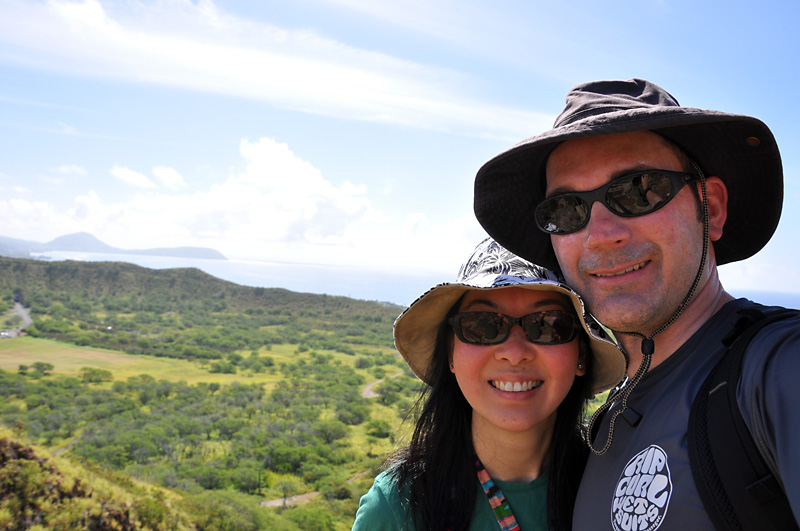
453,312,577,345
536,170,689,234
540,313,577,343
535,195,590,234
605,172,675,216
456,313,508,345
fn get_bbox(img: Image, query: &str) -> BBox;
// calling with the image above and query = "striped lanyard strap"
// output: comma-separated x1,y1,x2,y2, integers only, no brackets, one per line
475,455,521,531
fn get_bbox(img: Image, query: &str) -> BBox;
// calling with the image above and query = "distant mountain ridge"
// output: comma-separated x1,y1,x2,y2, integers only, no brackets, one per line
0,232,226,260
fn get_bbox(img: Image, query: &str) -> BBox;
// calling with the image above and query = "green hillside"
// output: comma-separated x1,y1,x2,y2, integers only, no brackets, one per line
0,257,402,363
0,428,195,530
0,257,420,530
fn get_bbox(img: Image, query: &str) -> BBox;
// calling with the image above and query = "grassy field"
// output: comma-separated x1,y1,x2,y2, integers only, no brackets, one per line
0,335,402,387
0,336,310,386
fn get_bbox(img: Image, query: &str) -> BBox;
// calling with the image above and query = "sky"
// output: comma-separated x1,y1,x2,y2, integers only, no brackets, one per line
1,0,799,306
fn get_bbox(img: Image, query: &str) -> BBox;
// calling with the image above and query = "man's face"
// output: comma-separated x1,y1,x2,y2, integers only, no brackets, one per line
544,131,705,334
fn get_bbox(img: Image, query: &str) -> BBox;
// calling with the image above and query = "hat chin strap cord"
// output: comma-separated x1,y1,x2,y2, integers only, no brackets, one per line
587,162,709,455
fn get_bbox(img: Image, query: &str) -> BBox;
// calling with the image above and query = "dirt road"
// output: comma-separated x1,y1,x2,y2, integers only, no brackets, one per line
13,302,33,328
261,491,320,508
361,372,403,398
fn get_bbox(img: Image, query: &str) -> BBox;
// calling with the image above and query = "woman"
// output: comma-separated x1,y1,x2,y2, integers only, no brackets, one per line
352,238,626,530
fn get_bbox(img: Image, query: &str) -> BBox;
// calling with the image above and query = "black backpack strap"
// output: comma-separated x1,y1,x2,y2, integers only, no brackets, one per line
688,308,800,531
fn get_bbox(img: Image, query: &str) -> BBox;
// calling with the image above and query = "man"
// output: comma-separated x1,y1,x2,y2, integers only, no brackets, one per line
473,79,799,530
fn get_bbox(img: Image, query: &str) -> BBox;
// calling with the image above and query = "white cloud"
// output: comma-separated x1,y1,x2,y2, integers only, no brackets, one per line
186,137,376,250
0,183,30,195
111,165,156,188
0,171,27,194
51,164,87,175
153,166,187,189
0,0,552,140
0,136,486,273
2,137,382,258
0,198,62,237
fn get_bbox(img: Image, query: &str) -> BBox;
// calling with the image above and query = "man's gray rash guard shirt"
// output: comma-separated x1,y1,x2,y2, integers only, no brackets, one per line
573,298,800,531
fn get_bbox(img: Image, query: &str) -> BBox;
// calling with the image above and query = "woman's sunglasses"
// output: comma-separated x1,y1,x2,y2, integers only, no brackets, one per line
449,310,579,346
535,169,700,235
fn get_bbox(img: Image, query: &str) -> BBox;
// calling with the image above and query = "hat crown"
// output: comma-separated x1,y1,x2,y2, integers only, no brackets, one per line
457,238,558,286
555,78,681,128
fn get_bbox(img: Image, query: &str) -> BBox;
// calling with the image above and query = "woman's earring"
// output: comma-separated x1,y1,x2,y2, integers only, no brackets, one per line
578,363,585,371
450,362,454,369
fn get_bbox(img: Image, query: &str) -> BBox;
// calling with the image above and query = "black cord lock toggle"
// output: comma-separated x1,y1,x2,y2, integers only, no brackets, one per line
641,338,655,355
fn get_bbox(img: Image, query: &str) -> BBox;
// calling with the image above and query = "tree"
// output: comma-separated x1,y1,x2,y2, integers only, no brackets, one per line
186,490,272,531
30,362,54,376
313,419,348,444
79,367,113,383
214,417,245,441
231,461,261,494
285,505,336,531
266,440,308,474
373,379,398,405
276,477,302,508
336,400,369,425
366,419,391,438
193,463,226,490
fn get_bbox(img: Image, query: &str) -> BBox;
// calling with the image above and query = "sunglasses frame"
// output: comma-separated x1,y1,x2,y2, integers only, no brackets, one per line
449,310,580,346
535,169,700,235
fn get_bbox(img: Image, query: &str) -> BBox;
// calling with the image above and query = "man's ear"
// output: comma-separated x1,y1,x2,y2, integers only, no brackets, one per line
703,176,728,242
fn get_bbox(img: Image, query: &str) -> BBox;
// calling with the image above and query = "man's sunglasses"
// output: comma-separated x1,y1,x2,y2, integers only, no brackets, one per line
449,310,579,346
535,170,700,235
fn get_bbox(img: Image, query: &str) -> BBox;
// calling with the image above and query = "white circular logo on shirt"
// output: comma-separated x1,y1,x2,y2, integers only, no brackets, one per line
611,445,672,531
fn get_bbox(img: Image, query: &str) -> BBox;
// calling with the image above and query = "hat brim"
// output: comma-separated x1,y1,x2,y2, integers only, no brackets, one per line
393,279,627,396
474,106,783,272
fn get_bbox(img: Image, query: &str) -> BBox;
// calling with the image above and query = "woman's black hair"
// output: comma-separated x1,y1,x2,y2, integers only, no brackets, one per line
547,334,592,529
387,295,593,530
389,301,475,530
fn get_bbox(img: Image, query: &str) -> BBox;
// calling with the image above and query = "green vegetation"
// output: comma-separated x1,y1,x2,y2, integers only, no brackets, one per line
0,429,194,530
0,347,420,529
0,427,338,530
0,257,420,529
0,257,400,365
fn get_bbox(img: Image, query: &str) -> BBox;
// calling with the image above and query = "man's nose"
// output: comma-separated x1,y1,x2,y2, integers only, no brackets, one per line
583,201,630,250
